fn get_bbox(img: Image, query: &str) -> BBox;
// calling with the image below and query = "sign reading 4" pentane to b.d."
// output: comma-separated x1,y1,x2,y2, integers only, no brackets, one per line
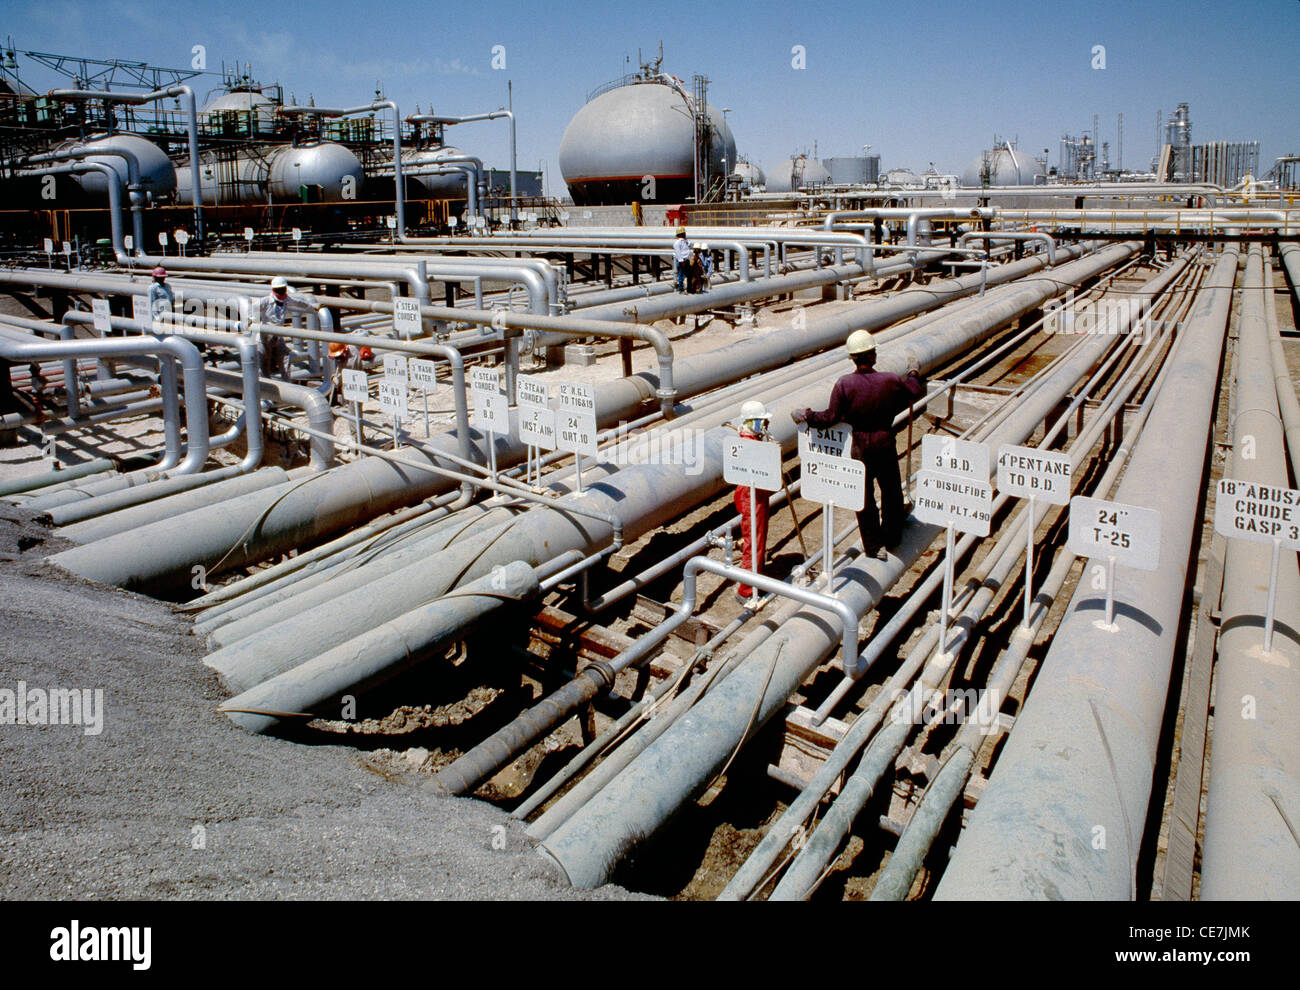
997,444,1072,505
1214,478,1300,549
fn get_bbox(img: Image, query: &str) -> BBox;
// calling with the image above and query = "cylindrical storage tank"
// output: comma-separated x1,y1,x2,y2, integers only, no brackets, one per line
558,78,736,205
400,146,471,199
821,156,879,185
176,154,266,206
201,89,278,134
63,134,176,200
765,155,831,193
961,147,1046,187
267,142,365,201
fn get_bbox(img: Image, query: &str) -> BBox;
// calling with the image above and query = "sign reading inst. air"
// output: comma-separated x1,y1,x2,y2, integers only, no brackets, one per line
91,298,111,335
409,358,438,388
802,451,866,512
724,437,782,490
393,298,422,338
382,354,408,383
1068,496,1160,570
341,369,368,403
922,434,989,482
1214,479,1300,549
470,366,502,396
996,444,1072,505
797,422,852,459
515,374,550,413
518,406,557,450
556,381,598,457
377,379,407,421
913,470,993,537
473,390,509,435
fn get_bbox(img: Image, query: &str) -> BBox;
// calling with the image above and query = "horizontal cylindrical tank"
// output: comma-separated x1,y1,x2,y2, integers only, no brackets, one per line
765,155,831,193
399,146,472,198
559,78,736,205
29,134,177,200
176,141,364,205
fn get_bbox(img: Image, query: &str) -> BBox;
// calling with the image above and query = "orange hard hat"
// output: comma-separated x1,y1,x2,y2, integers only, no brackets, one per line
328,342,347,358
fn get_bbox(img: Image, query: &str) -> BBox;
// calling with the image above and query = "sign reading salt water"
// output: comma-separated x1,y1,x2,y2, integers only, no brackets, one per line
913,471,993,537
997,444,1072,505
91,298,111,335
1067,496,1160,569
393,298,422,338
797,422,852,459
341,369,368,403
922,434,989,481
723,436,781,490
802,452,865,512
1214,479,1300,549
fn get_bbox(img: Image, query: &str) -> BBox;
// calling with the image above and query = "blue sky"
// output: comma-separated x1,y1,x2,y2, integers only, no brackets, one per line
7,0,1298,193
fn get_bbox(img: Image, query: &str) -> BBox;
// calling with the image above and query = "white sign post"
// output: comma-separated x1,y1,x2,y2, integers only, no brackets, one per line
341,368,368,444
174,228,189,257
556,382,598,494
516,374,552,487
291,227,301,252
91,298,112,335
130,294,152,332
43,238,54,268
471,367,508,492
1214,478,1300,652
409,357,438,436
801,447,865,595
393,298,422,340
724,436,782,606
997,443,1073,628
381,354,408,449
1068,496,1161,630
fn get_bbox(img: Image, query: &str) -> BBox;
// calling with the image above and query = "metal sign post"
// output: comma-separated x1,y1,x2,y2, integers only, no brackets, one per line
724,437,783,607
996,443,1073,629
1213,478,1300,653
556,382,598,496
1068,495,1162,632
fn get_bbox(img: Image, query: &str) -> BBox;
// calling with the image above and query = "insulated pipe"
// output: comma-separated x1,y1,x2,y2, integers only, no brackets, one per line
532,245,1141,888
958,231,1057,265
22,161,125,261
48,85,204,242
207,367,332,472
218,560,539,733
26,144,146,250
407,110,516,221
1199,246,1300,900
280,100,402,239
0,332,209,474
373,164,479,217
934,248,1240,901
1269,253,1300,480
0,459,116,498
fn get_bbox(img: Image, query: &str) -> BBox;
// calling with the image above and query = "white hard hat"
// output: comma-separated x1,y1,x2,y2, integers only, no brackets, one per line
270,277,289,291
740,400,771,422
699,242,709,250
846,329,876,356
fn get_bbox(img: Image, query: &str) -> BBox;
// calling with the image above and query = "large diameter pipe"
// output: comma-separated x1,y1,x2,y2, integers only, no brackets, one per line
934,248,1240,900
1198,246,1300,900
219,560,539,733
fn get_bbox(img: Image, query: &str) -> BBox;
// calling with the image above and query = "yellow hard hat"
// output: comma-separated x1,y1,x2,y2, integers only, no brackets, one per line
847,330,876,356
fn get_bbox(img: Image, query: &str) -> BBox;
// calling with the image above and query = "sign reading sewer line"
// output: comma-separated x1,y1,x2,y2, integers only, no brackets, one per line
802,451,865,512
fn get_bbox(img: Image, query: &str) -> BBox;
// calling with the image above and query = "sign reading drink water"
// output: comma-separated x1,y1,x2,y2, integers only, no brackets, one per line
802,451,866,512
556,381,598,457
723,436,782,490
997,444,1072,505
341,369,368,403
797,422,851,459
1067,496,1160,569
1214,479,1300,549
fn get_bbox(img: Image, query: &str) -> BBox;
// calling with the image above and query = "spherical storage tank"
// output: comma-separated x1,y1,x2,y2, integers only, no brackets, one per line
201,89,278,133
961,147,1045,187
765,155,830,193
559,79,736,205
61,134,176,200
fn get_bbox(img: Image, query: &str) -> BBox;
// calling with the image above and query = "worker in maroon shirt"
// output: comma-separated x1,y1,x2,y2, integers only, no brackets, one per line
793,330,926,560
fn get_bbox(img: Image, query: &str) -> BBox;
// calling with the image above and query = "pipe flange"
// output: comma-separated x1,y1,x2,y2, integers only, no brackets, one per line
654,387,677,402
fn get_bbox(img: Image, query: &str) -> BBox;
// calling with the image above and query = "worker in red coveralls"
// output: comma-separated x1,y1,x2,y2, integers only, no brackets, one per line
792,330,926,561
733,399,774,605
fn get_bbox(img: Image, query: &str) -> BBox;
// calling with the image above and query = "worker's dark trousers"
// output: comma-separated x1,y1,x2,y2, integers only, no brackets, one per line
856,444,906,552
733,485,771,597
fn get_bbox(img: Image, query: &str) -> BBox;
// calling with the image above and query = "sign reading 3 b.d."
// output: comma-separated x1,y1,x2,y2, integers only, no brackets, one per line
1214,478,1300,549
724,437,782,490
802,451,865,512
997,444,1072,505
922,434,989,482
1067,496,1160,570
913,470,993,536
797,422,852,459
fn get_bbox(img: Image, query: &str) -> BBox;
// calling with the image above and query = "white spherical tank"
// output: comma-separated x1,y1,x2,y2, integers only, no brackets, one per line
267,142,365,201
558,79,736,205
961,147,1046,187
66,134,176,200
765,155,830,193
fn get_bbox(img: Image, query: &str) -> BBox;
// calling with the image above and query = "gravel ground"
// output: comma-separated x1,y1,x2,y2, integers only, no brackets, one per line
0,504,646,900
